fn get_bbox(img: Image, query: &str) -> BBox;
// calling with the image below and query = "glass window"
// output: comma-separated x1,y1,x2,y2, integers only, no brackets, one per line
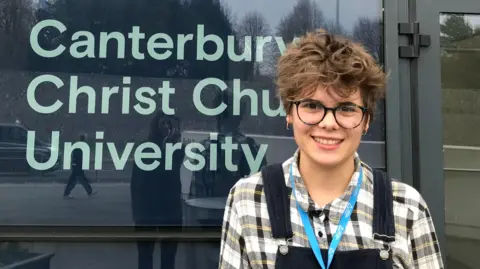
0,127,4,142
0,241,219,269
0,0,384,228
440,13,480,269
4,126,28,143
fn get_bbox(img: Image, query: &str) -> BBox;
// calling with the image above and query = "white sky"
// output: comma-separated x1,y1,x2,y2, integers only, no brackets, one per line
466,15,480,27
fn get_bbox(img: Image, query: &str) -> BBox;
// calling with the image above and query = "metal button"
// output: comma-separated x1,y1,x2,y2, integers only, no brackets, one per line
379,249,389,260
279,245,289,255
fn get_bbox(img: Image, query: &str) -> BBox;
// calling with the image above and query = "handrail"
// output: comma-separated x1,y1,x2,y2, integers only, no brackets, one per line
444,144,480,151
444,167,480,172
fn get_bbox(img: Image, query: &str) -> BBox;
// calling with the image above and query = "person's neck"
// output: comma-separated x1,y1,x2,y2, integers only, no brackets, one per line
298,152,356,207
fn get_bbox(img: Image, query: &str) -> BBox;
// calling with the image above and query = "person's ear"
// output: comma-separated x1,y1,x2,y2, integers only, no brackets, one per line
363,115,370,135
286,115,292,130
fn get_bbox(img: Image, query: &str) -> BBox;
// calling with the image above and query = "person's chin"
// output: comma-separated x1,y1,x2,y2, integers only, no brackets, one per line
309,141,346,167
310,152,344,168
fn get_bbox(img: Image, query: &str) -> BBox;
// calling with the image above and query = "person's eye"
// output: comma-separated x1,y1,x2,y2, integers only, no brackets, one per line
340,106,356,112
301,101,321,109
338,105,361,114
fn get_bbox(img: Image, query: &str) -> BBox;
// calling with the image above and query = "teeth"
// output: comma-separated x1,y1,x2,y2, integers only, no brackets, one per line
313,137,341,144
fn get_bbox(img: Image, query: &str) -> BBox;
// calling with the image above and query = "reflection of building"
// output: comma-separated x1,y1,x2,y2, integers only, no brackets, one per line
439,30,480,269
442,33,480,146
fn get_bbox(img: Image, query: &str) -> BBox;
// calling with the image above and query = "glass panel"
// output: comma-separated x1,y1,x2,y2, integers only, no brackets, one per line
440,13,480,269
0,241,220,269
0,0,384,227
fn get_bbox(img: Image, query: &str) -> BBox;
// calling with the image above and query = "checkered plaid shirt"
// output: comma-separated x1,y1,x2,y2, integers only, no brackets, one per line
218,150,444,269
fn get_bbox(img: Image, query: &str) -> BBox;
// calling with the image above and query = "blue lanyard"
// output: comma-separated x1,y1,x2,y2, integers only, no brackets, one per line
289,164,363,269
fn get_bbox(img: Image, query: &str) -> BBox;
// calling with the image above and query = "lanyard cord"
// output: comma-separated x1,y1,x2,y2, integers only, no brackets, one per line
289,164,364,269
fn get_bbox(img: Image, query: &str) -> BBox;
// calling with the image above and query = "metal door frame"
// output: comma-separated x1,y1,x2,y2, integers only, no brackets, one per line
397,0,480,264
383,0,415,189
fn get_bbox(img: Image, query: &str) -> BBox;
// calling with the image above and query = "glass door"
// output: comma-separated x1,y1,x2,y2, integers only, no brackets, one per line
441,12,480,269
414,1,480,268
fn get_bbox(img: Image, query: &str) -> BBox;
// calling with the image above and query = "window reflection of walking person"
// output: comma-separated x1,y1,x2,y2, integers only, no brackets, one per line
63,133,97,199
130,111,185,269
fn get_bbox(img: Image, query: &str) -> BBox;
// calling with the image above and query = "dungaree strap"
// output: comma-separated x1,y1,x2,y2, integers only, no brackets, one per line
261,164,396,243
372,169,396,242
261,164,293,239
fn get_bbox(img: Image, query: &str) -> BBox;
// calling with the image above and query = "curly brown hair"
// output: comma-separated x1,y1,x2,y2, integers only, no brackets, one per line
276,29,387,123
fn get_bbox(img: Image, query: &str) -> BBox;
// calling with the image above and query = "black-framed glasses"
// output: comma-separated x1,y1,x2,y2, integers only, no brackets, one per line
293,99,367,129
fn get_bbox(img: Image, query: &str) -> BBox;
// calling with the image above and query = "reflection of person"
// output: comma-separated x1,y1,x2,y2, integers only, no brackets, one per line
130,111,185,269
218,30,444,268
188,90,267,202
63,133,97,198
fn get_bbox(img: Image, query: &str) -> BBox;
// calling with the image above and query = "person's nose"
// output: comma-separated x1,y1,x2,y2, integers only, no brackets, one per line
318,109,338,130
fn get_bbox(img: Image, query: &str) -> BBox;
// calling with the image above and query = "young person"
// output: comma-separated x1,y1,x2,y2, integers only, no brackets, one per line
218,30,444,269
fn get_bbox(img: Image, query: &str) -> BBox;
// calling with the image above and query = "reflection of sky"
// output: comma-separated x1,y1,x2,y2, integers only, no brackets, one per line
34,0,383,32
465,15,480,28
222,0,382,34
440,14,480,30
32,0,478,30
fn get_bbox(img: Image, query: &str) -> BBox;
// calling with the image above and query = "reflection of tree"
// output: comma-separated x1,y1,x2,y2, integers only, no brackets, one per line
440,14,479,89
353,17,381,61
277,0,325,43
276,0,348,43
441,15,474,43
0,0,36,118
439,14,480,146
0,0,36,69
322,20,348,36
237,11,270,81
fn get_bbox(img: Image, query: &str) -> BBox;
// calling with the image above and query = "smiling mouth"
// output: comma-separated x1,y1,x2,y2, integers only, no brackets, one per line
312,137,343,145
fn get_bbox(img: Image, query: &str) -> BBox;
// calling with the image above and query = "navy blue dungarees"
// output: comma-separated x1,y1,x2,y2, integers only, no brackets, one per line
261,164,395,269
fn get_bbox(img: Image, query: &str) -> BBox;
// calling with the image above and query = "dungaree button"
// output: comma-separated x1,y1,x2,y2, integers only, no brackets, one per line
279,245,289,255
379,244,391,260
379,249,389,260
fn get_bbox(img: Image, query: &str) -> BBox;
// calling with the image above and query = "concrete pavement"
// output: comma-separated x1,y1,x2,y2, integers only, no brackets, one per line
0,183,134,226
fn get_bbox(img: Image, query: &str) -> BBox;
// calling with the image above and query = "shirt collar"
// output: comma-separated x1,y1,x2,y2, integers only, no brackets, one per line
285,149,370,225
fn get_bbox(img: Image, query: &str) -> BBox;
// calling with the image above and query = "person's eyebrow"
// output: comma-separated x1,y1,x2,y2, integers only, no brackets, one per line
337,101,358,106
300,98,322,103
300,99,361,107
